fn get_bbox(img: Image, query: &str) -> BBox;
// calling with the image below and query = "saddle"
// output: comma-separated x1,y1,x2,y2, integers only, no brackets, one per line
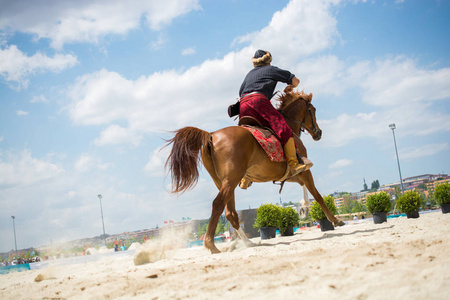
239,117,287,163
239,116,303,162
238,116,264,127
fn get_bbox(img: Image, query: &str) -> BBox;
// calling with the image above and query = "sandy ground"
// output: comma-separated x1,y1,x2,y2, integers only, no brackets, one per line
1,211,449,300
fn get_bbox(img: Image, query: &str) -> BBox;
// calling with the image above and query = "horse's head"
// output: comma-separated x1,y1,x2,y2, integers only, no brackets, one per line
277,91,322,141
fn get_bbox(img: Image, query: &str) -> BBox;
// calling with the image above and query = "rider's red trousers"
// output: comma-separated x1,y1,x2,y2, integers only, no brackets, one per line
239,93,293,145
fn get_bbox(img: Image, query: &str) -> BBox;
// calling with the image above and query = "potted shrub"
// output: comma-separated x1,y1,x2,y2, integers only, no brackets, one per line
310,195,337,232
366,192,392,224
435,182,450,214
396,191,421,218
280,207,300,236
253,203,282,239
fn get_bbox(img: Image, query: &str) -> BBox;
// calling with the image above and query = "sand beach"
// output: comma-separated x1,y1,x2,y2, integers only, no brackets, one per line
1,211,449,300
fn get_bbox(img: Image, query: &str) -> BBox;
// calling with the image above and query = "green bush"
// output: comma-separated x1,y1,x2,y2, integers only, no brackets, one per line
280,207,300,234
365,192,392,213
396,191,421,213
310,195,337,221
253,203,282,228
435,182,450,205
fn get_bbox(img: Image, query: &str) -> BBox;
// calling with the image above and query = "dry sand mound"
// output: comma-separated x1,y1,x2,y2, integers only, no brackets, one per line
97,246,113,254
1,211,449,299
127,242,142,251
85,247,98,255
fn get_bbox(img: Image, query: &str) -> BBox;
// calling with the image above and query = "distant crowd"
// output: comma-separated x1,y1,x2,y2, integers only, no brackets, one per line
1,256,41,267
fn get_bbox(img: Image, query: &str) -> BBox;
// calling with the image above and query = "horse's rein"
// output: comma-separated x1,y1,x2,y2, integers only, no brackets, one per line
281,99,320,137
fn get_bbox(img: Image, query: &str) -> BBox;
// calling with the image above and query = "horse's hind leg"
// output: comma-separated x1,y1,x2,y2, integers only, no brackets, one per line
225,196,255,248
204,179,238,254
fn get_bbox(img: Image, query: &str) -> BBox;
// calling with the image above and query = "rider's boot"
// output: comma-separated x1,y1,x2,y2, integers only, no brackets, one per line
283,137,313,176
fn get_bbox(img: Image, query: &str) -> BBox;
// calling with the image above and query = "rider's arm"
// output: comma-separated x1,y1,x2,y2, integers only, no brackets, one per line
284,76,300,93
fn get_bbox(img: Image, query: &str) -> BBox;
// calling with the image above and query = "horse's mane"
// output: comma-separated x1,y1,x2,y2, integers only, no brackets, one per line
276,90,312,111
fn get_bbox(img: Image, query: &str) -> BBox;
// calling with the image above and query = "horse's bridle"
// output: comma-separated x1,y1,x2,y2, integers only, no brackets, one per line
281,99,321,137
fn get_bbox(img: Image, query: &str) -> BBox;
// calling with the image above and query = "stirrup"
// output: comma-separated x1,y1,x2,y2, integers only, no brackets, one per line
288,158,313,176
300,157,314,171
240,178,252,189
289,163,308,176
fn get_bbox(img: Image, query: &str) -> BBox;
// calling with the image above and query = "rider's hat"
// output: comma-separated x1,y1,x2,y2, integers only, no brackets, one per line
252,50,272,67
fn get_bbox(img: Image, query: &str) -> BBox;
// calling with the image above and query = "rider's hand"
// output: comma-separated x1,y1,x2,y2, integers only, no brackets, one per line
284,85,293,93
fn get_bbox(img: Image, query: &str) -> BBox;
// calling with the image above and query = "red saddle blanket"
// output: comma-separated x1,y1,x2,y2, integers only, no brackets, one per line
241,125,287,162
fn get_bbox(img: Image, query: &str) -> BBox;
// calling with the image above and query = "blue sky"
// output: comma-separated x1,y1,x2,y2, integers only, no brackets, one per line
1,0,449,252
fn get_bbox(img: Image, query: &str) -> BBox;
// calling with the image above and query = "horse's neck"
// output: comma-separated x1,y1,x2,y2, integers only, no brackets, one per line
282,101,303,136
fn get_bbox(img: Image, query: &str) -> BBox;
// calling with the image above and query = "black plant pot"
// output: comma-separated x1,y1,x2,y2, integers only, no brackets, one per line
280,226,294,236
319,219,334,232
260,227,277,239
372,212,387,224
441,203,450,214
406,210,420,219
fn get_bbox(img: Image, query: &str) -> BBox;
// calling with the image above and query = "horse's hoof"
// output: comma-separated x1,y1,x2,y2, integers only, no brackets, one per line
299,207,309,219
227,241,237,252
334,219,345,227
244,240,256,248
209,247,221,254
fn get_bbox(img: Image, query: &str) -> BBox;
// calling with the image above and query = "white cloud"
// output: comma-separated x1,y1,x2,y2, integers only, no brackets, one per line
0,45,77,89
319,112,383,147
320,101,450,148
0,0,201,49
0,150,64,188
74,154,113,172
361,57,450,107
244,0,341,65
298,54,450,147
399,143,449,161
329,159,353,169
144,146,169,177
297,55,347,96
16,110,29,116
67,52,249,134
182,47,196,56
31,95,48,103
94,124,142,147
151,33,169,50
74,154,94,172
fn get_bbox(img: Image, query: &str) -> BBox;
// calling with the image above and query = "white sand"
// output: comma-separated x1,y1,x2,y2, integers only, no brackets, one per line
1,211,449,300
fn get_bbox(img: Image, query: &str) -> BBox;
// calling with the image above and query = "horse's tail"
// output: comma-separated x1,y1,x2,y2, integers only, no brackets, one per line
164,126,212,194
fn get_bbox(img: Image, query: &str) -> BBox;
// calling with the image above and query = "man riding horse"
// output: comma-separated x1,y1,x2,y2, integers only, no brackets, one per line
239,50,313,188
165,50,345,254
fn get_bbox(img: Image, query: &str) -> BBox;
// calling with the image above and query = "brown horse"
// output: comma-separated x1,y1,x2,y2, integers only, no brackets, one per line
165,91,345,254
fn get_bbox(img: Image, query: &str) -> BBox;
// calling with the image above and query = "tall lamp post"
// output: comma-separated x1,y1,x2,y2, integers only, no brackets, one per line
11,216,17,257
98,194,106,244
389,123,404,194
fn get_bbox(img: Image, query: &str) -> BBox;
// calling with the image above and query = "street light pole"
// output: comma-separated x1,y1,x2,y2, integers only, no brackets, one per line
98,194,106,244
389,124,404,194
11,216,17,256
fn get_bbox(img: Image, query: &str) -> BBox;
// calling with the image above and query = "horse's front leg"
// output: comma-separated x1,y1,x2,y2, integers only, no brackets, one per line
299,171,345,227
